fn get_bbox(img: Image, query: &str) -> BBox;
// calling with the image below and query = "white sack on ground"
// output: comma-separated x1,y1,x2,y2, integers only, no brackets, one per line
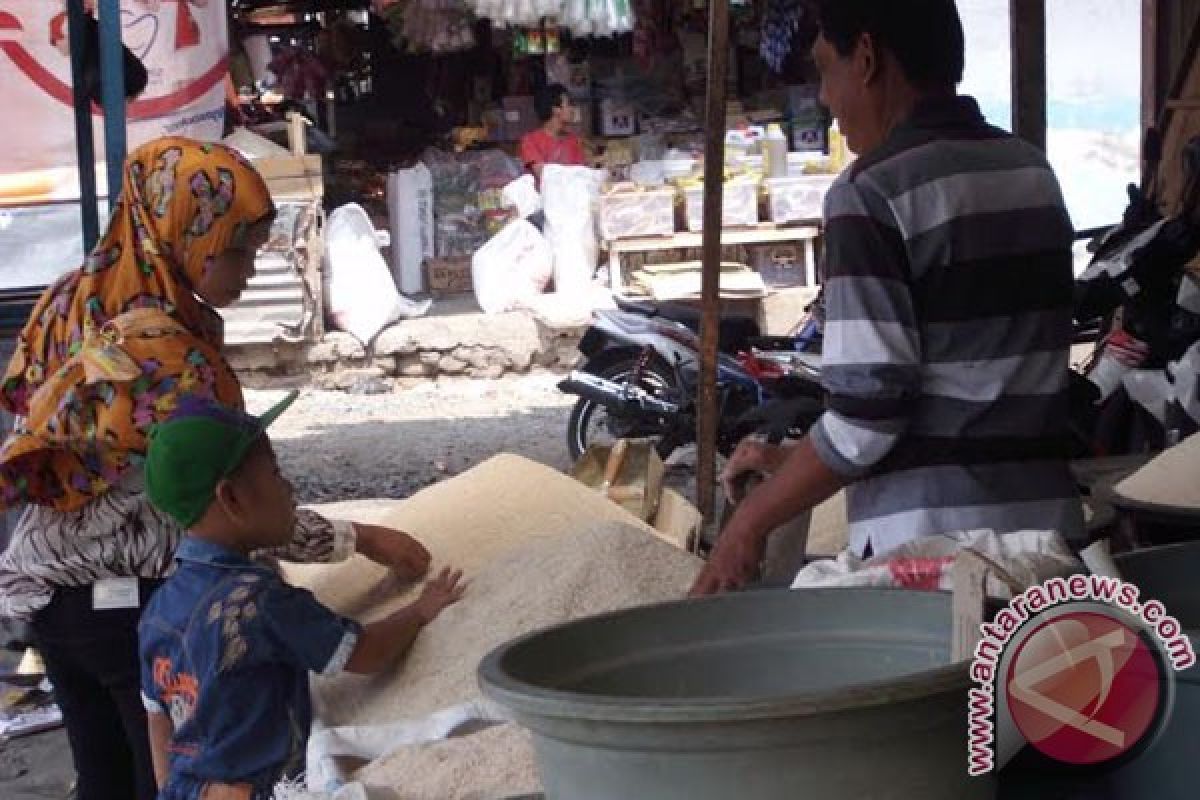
471,219,553,314
541,165,605,296
326,204,431,345
502,174,542,219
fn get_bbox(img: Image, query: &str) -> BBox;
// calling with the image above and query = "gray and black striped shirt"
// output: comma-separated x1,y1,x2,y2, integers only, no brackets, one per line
808,95,1084,556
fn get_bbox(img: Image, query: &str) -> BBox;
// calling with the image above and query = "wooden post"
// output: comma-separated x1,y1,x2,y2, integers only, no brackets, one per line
1010,0,1046,152
696,0,732,531
1142,0,1163,136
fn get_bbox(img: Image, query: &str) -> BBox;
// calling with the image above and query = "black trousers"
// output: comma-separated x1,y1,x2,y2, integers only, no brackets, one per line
31,581,162,800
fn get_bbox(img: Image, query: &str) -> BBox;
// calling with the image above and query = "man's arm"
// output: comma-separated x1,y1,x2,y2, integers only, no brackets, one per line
691,437,845,595
146,710,173,789
690,176,920,595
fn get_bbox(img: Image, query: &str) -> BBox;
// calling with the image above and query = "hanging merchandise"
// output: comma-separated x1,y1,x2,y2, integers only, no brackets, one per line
760,0,805,73
474,0,633,37
382,0,477,55
268,46,329,103
632,0,677,61
527,26,545,54
545,21,562,53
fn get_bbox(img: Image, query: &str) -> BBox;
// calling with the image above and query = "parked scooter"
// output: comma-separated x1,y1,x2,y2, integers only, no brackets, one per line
558,302,823,462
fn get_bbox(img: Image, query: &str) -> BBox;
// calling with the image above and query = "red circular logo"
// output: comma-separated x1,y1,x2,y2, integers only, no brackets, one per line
1005,611,1167,766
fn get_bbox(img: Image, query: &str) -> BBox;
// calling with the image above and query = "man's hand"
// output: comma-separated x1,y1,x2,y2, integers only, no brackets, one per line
719,439,788,501
688,527,767,597
413,568,466,624
354,523,431,581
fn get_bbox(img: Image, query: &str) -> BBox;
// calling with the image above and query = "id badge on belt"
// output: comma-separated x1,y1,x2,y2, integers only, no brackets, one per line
92,577,140,610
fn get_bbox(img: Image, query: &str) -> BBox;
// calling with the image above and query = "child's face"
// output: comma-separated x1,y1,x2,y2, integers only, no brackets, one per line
224,437,296,548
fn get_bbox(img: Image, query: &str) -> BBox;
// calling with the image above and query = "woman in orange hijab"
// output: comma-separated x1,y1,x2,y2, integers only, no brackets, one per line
0,138,429,800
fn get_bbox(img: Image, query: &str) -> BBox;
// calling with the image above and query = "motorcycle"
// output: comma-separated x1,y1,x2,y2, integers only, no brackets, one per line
558,299,823,462
1069,129,1200,456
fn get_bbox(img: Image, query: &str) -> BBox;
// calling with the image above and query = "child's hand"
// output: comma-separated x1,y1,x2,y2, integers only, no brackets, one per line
414,567,466,624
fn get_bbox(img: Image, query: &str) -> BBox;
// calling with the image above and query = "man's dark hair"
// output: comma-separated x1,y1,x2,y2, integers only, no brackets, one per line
535,84,570,122
814,0,965,88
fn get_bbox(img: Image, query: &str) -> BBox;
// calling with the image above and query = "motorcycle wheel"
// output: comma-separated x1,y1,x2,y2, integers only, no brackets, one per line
566,352,678,462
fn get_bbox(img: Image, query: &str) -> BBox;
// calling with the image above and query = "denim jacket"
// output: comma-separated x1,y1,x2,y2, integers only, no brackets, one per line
139,537,359,799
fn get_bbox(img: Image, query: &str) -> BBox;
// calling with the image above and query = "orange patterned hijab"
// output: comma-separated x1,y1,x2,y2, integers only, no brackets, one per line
0,137,273,511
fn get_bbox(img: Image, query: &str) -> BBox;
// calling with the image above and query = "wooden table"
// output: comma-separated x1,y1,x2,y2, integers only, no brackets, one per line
603,224,823,291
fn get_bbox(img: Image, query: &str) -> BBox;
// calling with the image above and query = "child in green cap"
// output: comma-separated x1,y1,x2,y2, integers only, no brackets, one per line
138,392,465,799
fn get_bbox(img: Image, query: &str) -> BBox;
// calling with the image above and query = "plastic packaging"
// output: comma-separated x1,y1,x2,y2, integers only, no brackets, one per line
828,121,848,173
763,123,789,180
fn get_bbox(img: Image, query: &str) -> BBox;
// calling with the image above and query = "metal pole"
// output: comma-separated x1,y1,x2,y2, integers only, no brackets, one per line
696,0,731,530
97,0,126,201
1009,0,1046,151
67,0,99,251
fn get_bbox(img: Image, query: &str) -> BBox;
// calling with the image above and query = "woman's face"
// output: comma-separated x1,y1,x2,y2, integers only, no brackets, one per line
195,216,273,308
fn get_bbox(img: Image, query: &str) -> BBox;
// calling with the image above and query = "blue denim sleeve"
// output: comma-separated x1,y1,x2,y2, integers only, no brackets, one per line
138,622,166,714
256,583,362,675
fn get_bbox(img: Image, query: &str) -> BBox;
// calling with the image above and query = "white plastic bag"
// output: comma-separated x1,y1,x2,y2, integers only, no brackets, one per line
790,529,1081,597
306,699,507,791
541,165,605,297
326,204,431,345
502,174,542,219
471,219,554,314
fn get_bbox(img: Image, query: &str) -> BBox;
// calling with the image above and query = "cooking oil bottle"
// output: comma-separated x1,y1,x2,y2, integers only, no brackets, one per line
828,120,848,173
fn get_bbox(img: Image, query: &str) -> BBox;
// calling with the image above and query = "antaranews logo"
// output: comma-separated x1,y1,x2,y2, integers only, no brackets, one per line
967,574,1195,776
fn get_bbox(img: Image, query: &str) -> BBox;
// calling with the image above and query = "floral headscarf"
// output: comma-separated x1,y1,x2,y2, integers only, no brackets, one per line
0,137,274,511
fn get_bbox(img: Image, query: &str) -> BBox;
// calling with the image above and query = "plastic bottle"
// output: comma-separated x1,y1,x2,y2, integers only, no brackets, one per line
829,120,847,173
764,123,789,179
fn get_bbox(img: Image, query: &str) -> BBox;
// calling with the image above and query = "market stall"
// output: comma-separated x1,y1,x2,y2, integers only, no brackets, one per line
224,0,840,328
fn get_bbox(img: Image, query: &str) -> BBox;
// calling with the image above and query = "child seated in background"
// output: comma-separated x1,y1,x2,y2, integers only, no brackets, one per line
138,393,465,799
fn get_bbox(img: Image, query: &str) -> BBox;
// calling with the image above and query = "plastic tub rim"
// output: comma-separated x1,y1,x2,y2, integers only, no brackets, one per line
478,590,973,725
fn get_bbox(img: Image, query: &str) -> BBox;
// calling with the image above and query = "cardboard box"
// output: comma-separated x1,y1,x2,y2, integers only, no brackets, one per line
747,242,810,288
599,187,676,240
682,181,759,231
757,286,821,335
425,257,473,295
598,98,637,137
765,175,835,224
502,96,539,140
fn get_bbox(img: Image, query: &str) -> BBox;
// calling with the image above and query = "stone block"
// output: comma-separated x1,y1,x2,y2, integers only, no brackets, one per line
438,355,467,374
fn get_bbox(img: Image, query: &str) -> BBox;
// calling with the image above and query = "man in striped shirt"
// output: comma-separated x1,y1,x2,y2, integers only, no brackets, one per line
691,0,1083,595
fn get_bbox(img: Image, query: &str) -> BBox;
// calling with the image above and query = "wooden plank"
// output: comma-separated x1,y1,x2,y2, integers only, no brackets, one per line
698,0,732,529
607,225,821,253
1143,0,1162,132
1010,0,1047,152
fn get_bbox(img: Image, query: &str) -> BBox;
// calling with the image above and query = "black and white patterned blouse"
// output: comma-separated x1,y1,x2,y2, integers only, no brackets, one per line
0,470,354,620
